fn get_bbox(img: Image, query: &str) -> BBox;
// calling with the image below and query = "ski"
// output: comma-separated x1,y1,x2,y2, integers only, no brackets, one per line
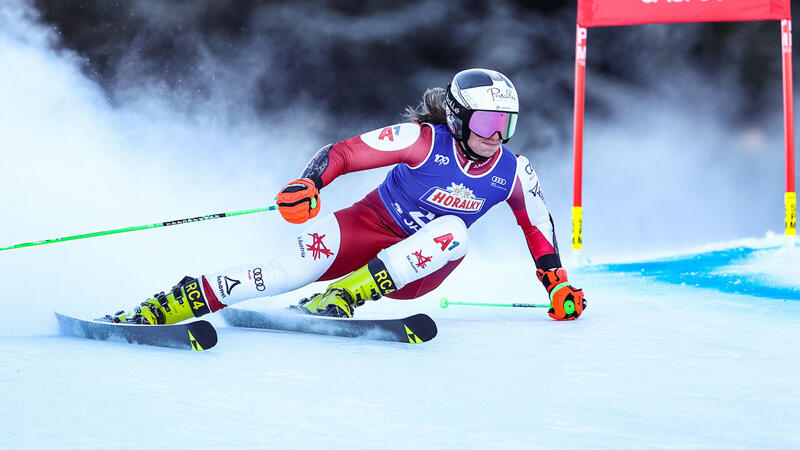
54,312,218,351
220,308,438,344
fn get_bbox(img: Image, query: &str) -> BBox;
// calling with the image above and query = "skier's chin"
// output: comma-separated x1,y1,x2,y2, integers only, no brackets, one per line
473,142,500,158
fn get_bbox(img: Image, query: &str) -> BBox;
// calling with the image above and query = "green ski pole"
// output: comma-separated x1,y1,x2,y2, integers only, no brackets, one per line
1,205,278,252
439,297,549,309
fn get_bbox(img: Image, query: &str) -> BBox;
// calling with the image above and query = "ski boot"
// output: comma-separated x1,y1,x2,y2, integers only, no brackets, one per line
102,276,211,325
296,260,398,318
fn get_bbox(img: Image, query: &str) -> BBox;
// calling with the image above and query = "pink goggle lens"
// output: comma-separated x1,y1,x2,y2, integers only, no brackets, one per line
468,111,518,140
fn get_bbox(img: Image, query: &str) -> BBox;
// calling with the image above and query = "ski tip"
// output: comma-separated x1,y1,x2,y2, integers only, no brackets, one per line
186,320,218,351
55,313,218,351
403,313,438,343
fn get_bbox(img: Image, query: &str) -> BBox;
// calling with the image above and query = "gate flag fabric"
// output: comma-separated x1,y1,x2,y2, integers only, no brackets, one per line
578,0,791,28
572,0,796,250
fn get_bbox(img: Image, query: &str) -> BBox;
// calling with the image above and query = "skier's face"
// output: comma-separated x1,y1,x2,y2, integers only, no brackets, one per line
467,131,502,158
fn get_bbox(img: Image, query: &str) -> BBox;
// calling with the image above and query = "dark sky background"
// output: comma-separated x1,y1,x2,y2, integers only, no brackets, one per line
30,0,792,151
1,0,796,264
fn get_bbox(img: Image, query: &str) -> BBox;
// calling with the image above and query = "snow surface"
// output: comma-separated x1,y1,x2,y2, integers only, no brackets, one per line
2,238,798,449
2,2,800,448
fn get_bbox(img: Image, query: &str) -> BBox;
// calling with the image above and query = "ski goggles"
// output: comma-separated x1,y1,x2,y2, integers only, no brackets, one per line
468,110,518,141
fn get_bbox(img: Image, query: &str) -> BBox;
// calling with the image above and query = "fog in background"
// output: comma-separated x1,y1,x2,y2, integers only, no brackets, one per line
1,0,797,334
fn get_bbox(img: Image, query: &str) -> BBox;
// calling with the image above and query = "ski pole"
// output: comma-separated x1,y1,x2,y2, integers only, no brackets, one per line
1,205,278,252
439,297,549,309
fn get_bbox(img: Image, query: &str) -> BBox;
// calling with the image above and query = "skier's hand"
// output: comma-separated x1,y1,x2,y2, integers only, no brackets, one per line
536,268,586,321
276,178,320,224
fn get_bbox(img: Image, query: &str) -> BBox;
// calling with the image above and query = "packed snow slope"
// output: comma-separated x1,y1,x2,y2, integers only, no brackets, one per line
1,237,799,449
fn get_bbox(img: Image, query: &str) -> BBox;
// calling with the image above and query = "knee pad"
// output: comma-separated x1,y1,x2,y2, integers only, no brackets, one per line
378,215,468,288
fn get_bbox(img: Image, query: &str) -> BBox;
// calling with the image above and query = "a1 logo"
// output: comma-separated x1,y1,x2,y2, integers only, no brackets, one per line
433,233,459,252
359,123,421,151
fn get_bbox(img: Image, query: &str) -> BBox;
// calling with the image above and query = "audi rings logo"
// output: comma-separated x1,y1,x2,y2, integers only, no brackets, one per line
491,176,506,185
253,267,266,291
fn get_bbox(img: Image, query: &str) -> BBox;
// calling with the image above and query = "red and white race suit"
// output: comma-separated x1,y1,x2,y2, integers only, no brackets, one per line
197,122,561,311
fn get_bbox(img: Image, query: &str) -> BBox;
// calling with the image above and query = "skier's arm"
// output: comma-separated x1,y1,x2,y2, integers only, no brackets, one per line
505,155,561,270
506,155,586,320
277,123,434,224
301,122,434,189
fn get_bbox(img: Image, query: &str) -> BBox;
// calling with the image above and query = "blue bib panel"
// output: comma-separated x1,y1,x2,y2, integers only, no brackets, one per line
378,124,517,235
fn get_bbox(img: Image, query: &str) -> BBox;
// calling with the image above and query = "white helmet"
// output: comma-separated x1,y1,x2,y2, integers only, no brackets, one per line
446,68,519,160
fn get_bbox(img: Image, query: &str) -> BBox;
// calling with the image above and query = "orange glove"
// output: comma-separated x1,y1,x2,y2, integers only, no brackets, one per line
276,178,320,224
536,268,586,321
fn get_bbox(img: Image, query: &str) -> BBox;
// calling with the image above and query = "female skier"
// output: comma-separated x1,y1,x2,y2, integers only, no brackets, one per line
107,68,586,324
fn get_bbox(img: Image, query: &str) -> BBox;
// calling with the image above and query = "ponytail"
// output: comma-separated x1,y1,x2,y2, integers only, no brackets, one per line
403,87,447,124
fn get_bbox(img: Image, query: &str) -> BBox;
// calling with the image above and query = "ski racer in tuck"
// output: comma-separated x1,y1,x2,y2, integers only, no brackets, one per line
107,68,587,324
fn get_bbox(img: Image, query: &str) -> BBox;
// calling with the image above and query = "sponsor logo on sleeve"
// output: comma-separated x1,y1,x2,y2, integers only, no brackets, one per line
359,123,421,151
529,180,543,199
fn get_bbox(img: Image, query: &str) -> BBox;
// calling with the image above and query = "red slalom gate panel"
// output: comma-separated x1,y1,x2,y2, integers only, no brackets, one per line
578,0,791,28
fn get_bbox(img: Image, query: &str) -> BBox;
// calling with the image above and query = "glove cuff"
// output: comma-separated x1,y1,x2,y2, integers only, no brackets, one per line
536,268,568,292
298,177,317,189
